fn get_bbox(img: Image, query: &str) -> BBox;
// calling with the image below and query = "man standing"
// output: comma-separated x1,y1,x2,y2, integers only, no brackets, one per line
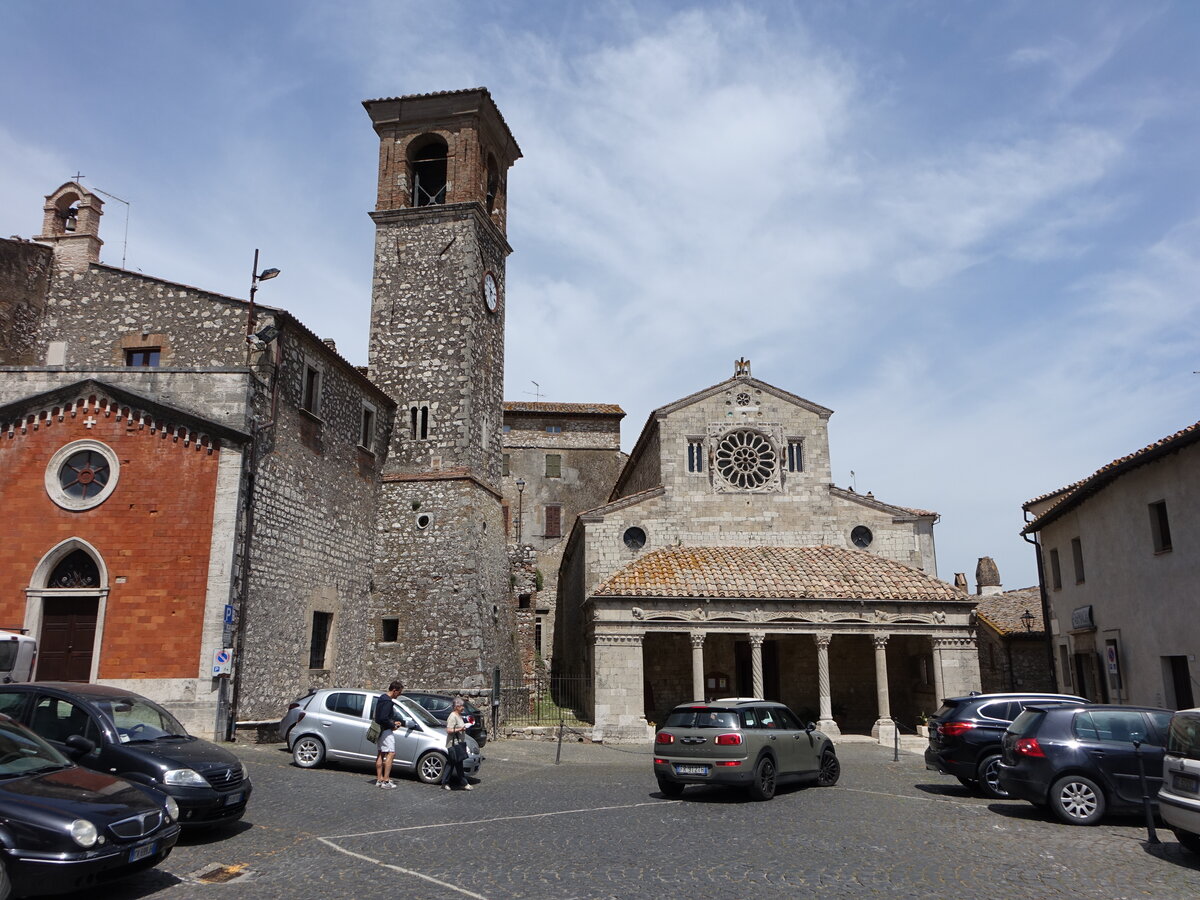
374,680,405,788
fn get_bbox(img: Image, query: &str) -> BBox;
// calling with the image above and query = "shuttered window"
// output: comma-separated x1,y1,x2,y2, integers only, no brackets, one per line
545,505,562,538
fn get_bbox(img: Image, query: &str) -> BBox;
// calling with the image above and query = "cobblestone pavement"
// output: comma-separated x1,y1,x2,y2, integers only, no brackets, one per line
93,738,1200,900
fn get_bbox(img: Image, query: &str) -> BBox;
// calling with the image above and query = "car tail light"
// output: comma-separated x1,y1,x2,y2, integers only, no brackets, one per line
1014,737,1045,758
938,721,975,737
714,733,743,746
464,715,475,725
654,758,669,765
287,702,301,710
715,760,742,767
655,732,675,745
296,712,305,722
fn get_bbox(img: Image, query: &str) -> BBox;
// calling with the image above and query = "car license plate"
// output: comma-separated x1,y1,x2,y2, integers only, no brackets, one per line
1174,773,1199,794
675,764,708,776
129,842,156,863
223,791,244,806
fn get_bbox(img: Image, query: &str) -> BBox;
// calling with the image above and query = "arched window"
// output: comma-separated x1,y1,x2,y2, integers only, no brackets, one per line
409,135,448,207
47,549,101,589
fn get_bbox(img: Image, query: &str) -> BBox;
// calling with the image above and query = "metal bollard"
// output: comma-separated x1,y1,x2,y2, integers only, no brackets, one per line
893,717,900,762
1133,739,1160,844
556,717,564,765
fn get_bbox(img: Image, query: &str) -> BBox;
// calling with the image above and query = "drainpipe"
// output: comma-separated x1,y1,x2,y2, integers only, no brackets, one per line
1022,515,1059,693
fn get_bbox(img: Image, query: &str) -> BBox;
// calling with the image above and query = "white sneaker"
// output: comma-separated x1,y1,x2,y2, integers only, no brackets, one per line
380,781,396,789
443,784,451,790
463,784,473,791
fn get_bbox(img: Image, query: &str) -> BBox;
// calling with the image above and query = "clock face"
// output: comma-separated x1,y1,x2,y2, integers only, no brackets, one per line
483,272,498,312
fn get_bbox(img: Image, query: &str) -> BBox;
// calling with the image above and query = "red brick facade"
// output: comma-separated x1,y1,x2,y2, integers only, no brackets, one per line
0,411,220,679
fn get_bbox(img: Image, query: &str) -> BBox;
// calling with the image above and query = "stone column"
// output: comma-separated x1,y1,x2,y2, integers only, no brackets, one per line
749,631,765,699
931,637,945,705
690,631,706,701
934,636,981,699
592,632,654,743
871,634,896,743
813,632,840,737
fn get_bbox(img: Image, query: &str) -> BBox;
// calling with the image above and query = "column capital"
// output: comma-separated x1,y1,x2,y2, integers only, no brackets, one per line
813,632,832,649
689,631,706,650
748,630,766,648
873,634,890,651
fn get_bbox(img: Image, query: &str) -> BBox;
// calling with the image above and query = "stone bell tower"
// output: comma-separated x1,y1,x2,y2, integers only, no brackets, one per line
35,181,104,274
363,88,524,688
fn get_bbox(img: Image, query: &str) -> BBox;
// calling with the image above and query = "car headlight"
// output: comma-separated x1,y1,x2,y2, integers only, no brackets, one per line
164,796,179,821
163,768,208,787
240,763,249,779
69,819,98,848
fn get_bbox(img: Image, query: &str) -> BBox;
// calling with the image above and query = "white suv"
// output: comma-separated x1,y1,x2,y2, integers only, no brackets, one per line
1160,707,1200,854
280,689,481,785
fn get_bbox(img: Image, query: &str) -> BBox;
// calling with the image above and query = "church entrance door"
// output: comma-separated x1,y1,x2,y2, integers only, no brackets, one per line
38,597,97,682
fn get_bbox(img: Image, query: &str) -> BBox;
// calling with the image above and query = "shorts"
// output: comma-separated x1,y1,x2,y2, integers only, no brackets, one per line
377,730,396,754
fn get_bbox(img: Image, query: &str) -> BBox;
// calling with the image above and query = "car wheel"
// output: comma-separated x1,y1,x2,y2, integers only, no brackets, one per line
816,749,840,787
747,756,777,801
416,751,447,785
955,775,977,788
1049,774,1105,825
657,777,684,798
291,735,326,769
976,753,1009,799
0,861,11,900
1174,829,1200,855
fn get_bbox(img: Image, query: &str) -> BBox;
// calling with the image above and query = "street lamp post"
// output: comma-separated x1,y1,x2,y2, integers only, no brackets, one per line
516,478,526,545
245,248,280,360
1020,609,1035,632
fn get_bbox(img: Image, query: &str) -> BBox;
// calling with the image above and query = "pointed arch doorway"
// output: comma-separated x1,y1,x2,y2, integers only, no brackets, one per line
26,541,109,682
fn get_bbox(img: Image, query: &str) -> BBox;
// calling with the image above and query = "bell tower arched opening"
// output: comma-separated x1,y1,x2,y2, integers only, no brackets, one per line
409,134,448,207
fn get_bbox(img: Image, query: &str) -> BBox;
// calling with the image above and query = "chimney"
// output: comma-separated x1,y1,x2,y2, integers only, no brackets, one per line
953,573,968,593
975,556,1001,596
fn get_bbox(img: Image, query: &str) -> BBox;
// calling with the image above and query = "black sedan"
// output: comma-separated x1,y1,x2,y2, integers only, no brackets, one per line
403,692,488,747
999,703,1173,825
0,714,180,898
0,683,251,828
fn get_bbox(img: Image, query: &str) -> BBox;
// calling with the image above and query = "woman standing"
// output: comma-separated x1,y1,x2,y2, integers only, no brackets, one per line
443,696,473,791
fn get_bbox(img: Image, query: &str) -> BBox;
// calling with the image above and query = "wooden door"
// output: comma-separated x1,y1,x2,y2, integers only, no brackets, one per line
38,597,97,682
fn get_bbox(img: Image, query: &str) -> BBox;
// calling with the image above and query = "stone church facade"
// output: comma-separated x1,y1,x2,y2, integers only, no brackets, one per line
555,363,981,742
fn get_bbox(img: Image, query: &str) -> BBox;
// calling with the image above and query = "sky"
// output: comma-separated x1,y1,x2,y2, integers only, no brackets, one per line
2,1,1197,589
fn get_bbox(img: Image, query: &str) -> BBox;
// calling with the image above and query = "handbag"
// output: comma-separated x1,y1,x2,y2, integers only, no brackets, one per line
448,740,468,762
366,721,382,743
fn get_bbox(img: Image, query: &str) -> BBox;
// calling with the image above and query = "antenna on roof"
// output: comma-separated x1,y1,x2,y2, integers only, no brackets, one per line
87,182,132,269
523,380,544,402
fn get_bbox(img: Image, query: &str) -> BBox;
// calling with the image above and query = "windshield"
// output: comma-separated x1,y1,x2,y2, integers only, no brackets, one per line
664,708,739,729
94,696,189,741
396,697,443,730
0,719,71,776
1168,713,1200,761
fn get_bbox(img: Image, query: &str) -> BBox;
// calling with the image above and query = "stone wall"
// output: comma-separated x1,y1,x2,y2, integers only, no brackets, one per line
0,238,52,364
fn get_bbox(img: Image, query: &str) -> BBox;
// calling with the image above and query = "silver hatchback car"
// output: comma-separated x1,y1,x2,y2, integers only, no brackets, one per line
280,689,481,784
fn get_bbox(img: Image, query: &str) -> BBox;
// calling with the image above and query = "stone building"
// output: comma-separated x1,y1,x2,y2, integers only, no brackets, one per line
556,362,981,743
500,402,626,666
965,558,1055,694
0,183,395,735
0,88,532,735
1022,419,1199,708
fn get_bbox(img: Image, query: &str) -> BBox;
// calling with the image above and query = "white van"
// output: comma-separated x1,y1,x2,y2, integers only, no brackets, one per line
1159,707,1200,855
0,631,36,683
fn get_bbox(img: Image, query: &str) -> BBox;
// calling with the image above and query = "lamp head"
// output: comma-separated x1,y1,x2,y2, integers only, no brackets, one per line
257,267,281,282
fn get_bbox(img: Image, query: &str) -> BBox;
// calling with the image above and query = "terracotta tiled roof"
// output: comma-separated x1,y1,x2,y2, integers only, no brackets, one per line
503,402,624,416
830,486,938,519
592,546,963,601
974,587,1045,636
1022,419,1200,533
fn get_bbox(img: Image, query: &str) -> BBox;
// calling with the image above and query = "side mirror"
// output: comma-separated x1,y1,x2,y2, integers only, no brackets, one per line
805,722,816,733
64,734,95,758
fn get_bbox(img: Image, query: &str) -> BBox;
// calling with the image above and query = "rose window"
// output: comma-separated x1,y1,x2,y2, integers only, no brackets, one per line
715,429,777,490
735,392,752,406
59,449,111,500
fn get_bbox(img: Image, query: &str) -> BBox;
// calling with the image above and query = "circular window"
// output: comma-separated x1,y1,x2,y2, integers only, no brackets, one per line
416,513,432,530
714,429,777,490
45,440,120,511
735,392,752,407
623,527,647,550
851,526,873,549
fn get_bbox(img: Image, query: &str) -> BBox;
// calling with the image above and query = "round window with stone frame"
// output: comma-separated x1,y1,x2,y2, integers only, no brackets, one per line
735,392,753,407
416,513,432,530
45,439,120,511
714,428,777,490
851,525,873,549
622,527,647,550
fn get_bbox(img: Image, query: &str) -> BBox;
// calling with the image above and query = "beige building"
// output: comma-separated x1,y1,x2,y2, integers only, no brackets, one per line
1022,420,1200,709
556,362,981,742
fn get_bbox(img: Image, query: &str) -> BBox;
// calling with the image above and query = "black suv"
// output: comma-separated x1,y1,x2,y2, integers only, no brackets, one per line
403,692,488,747
999,703,1173,824
925,692,1084,798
